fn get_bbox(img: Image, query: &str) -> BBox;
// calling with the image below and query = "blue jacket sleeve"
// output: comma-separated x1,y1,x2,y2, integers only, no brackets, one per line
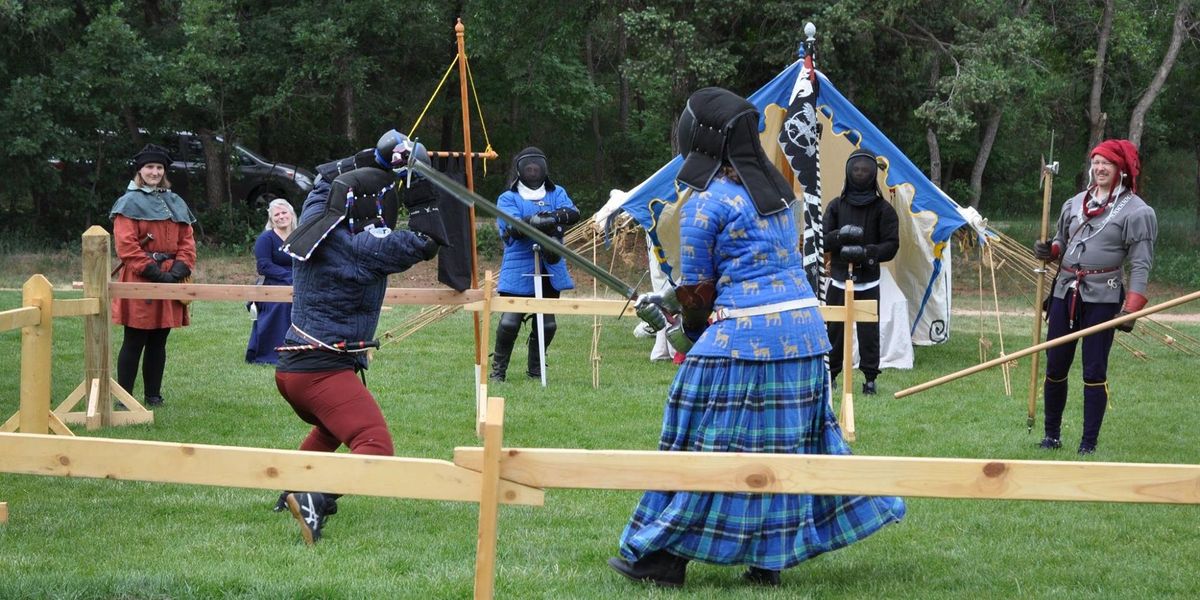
497,192,522,246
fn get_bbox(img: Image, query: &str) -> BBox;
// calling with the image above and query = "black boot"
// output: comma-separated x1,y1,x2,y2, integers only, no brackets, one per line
607,550,689,587
489,351,511,382
491,312,521,382
742,566,782,586
526,340,543,379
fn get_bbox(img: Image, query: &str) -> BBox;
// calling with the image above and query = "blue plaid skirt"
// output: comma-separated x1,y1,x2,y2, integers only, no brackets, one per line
618,356,905,570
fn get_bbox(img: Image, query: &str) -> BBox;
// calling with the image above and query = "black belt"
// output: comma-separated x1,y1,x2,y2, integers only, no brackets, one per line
146,251,177,262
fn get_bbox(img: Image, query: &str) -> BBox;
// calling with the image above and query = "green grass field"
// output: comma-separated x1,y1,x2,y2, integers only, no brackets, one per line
0,285,1198,599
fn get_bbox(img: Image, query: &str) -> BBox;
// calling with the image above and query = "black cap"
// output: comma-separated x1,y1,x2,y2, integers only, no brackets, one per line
133,144,172,170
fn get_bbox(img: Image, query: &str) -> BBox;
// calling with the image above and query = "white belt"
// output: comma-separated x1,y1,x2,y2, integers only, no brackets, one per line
712,297,819,321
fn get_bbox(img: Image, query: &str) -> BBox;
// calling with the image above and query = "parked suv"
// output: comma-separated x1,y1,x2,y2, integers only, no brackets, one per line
51,131,314,208
163,132,314,208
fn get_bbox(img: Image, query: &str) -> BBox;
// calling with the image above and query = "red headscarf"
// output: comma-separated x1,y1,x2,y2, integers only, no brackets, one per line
1089,139,1141,193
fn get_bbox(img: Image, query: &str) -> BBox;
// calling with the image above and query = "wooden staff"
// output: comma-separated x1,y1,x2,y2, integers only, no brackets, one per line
895,289,1200,399
1026,157,1059,430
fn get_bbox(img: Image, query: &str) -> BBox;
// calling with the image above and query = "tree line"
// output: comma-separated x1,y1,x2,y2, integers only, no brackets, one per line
1,0,1196,247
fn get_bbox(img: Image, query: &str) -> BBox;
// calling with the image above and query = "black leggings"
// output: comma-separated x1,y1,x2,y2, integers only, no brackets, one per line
117,326,171,398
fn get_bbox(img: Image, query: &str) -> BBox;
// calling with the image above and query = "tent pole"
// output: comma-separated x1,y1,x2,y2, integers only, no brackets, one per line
456,19,483,371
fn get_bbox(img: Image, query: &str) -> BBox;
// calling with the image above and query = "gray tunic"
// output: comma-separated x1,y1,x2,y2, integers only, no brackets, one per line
1050,189,1156,304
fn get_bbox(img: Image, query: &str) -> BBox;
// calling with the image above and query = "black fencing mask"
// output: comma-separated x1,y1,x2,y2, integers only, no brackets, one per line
675,87,792,215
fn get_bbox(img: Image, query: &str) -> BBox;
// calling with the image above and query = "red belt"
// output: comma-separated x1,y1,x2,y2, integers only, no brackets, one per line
1062,265,1120,276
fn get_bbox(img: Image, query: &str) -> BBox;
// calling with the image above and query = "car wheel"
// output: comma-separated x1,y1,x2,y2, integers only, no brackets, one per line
250,189,281,212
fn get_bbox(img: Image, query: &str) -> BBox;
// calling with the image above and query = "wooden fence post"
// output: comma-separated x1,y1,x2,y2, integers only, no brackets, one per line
82,226,113,429
19,275,53,434
473,396,505,599
840,280,857,442
477,273,494,436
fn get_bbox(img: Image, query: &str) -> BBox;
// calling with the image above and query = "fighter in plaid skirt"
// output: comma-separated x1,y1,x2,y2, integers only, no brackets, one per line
608,87,904,588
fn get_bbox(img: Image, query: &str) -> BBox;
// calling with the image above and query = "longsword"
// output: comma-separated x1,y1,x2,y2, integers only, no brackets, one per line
411,161,639,301
531,244,548,387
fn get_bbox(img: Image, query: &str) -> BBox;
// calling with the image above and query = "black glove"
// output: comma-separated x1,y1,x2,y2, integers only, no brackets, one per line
141,263,176,284
1114,310,1135,333
1033,240,1054,261
840,245,867,264
542,241,562,265
404,178,450,247
168,261,191,281
836,224,864,245
412,231,439,261
502,223,526,242
527,212,558,234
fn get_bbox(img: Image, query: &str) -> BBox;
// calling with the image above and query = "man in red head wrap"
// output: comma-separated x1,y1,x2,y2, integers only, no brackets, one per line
1031,139,1157,455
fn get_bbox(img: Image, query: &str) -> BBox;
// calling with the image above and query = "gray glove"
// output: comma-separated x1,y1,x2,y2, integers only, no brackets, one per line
634,288,682,332
635,294,670,332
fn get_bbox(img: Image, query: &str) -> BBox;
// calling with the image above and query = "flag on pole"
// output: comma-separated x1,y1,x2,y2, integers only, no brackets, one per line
777,35,825,296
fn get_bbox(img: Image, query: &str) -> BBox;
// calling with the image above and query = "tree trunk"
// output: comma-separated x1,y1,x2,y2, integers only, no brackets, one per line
617,17,629,133
1086,0,1114,158
336,81,355,146
199,129,226,211
122,108,143,147
927,127,942,188
585,28,604,183
926,54,943,187
1128,0,1191,148
1194,141,1200,245
968,107,1003,208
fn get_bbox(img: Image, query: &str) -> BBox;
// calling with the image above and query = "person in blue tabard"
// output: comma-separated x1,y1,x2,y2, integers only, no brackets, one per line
488,147,580,381
608,87,905,589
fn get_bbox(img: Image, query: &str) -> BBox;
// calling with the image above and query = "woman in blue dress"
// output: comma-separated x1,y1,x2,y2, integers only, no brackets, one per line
608,88,905,588
246,198,296,364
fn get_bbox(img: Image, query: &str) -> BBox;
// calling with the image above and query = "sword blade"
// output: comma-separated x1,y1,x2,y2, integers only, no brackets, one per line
412,161,637,300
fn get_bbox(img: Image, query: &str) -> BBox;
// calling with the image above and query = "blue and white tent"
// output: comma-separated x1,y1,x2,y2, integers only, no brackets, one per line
606,51,987,347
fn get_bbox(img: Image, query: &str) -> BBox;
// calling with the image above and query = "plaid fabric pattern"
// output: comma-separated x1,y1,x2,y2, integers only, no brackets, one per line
618,356,905,570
